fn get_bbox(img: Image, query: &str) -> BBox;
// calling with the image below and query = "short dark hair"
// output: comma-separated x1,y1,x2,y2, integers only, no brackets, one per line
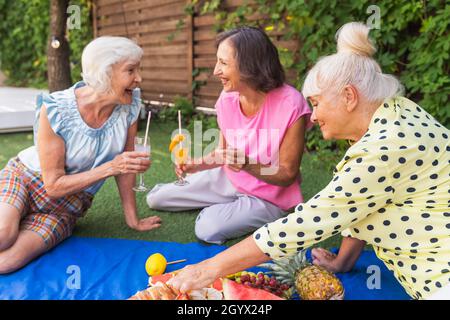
216,26,285,92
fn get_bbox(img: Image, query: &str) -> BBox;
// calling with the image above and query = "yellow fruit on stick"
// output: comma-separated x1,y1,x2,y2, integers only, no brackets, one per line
177,148,185,159
175,148,188,165
145,253,167,276
145,253,187,276
169,134,185,152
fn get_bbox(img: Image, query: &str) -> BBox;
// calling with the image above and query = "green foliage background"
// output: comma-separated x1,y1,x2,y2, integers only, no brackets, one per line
0,0,93,88
196,0,449,131
0,0,447,150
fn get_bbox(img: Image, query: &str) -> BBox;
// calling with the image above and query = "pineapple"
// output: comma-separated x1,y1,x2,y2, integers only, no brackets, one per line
259,250,344,300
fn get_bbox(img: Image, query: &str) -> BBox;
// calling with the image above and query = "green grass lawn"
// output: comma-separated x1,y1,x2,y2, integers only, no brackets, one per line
0,119,344,249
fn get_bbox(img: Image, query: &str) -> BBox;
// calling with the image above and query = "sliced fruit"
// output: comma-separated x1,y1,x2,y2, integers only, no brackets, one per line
212,278,223,291
169,134,185,152
175,147,188,165
189,288,223,300
222,279,284,300
129,282,189,300
148,272,178,286
149,271,223,292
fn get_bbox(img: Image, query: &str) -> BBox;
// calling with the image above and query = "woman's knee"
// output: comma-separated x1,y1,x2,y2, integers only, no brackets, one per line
0,204,21,251
0,250,23,274
0,228,18,252
194,212,225,244
146,191,162,210
0,230,48,274
146,185,170,210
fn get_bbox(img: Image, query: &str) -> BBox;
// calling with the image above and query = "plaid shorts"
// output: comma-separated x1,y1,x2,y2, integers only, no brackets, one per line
0,157,93,248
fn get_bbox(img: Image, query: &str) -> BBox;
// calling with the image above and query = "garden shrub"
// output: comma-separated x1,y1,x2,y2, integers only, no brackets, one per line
0,0,93,88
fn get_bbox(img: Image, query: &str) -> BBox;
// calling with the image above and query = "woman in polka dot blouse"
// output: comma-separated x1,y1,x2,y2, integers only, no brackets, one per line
168,22,450,300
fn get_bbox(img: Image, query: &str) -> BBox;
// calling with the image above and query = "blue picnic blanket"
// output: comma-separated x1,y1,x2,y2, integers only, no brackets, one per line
0,236,410,300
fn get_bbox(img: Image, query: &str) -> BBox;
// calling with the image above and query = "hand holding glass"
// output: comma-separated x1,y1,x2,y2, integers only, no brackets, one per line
133,136,151,192
174,146,189,186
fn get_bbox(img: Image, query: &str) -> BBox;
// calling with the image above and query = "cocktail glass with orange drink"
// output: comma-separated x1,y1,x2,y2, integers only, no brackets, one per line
170,110,190,186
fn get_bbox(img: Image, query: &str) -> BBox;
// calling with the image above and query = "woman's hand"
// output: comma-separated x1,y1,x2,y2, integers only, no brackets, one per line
174,160,201,178
167,260,219,293
174,149,248,177
127,216,162,231
110,151,151,175
168,236,270,293
222,148,248,172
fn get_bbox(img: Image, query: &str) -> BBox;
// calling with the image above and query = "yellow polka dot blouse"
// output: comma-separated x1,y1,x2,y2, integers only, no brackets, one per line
253,97,450,299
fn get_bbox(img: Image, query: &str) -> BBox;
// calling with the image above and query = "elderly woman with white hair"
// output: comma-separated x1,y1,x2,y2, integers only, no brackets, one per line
168,22,449,300
0,36,161,273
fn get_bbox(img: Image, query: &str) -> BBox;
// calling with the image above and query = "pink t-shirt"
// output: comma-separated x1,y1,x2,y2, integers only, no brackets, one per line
215,84,312,210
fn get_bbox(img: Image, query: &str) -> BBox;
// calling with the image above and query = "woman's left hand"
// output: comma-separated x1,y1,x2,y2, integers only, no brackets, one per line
167,260,219,293
129,216,162,231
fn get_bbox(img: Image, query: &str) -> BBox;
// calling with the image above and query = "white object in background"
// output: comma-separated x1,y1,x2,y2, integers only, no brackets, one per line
0,87,47,133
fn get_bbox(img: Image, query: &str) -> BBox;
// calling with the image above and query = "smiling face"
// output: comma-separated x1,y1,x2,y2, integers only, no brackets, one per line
109,60,142,105
309,93,351,140
309,85,379,142
213,39,243,92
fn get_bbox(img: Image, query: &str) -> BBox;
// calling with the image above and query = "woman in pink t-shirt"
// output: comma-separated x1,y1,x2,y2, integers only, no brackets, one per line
147,26,311,244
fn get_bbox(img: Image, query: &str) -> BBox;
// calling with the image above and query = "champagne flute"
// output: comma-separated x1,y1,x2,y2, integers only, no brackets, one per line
173,110,189,186
174,144,189,186
133,136,151,192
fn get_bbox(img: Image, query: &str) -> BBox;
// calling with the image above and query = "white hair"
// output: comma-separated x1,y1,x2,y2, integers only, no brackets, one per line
302,22,404,104
81,36,143,93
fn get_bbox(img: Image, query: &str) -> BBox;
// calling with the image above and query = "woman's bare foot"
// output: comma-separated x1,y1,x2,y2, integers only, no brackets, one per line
311,248,351,273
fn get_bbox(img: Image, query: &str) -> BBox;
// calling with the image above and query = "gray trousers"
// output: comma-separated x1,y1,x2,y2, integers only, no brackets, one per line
146,167,285,244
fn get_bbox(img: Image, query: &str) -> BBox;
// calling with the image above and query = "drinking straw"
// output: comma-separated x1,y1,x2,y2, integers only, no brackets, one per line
178,110,183,149
143,111,151,147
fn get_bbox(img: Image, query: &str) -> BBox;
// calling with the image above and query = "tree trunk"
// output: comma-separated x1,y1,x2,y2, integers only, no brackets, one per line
47,0,71,92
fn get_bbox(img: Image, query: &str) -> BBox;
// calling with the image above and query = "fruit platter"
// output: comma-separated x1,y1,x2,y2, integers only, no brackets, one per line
129,271,284,300
129,251,345,300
